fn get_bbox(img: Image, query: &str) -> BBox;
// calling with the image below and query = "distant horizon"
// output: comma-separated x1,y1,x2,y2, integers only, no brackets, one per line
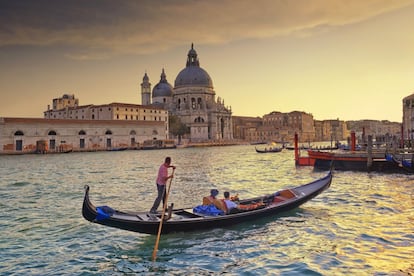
1,1,413,122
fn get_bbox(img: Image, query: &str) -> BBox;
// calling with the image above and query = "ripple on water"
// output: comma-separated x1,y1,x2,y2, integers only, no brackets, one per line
0,147,413,275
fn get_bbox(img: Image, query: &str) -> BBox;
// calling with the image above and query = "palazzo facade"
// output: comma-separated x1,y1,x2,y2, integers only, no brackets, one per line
0,117,166,154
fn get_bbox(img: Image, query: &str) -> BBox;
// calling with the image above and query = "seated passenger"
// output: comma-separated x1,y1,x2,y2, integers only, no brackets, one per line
203,189,218,205
203,189,226,212
223,191,238,213
223,191,266,213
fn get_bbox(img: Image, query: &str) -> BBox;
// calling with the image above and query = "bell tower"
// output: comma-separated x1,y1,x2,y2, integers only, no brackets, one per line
141,72,151,105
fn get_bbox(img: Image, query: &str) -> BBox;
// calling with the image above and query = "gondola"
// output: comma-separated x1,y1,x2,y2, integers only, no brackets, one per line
82,171,332,235
385,153,414,173
255,146,283,153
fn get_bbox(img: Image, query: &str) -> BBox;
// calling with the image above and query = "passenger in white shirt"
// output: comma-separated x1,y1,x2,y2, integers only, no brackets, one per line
223,191,238,213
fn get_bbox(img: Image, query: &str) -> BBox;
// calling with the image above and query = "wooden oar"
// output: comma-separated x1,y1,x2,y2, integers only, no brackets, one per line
152,168,175,262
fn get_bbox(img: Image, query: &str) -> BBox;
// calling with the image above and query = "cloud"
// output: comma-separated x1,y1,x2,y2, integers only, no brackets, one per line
1,0,413,59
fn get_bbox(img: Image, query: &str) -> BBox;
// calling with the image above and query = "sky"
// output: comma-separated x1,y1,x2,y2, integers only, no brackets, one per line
1,0,413,122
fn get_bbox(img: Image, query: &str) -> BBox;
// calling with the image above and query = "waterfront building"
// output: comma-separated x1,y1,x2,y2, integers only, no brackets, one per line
314,119,348,142
0,117,166,153
44,97,167,125
232,116,263,142
347,119,401,143
142,44,233,142
233,114,351,144
1,95,170,154
260,111,315,143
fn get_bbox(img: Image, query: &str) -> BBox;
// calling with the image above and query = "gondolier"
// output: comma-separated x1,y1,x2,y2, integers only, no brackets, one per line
150,157,176,214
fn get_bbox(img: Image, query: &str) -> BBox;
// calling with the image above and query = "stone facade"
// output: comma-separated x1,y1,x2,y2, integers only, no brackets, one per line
233,114,350,143
0,117,166,153
44,99,168,125
314,119,349,142
347,119,401,143
232,116,263,142
261,111,315,143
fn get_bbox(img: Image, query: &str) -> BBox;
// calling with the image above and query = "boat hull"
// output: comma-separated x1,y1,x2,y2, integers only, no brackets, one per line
255,147,282,153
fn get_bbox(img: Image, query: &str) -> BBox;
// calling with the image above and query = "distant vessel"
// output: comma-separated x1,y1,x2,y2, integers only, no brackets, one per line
255,146,282,153
141,139,176,150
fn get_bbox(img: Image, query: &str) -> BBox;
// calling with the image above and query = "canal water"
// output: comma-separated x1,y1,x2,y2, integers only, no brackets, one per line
1,145,413,275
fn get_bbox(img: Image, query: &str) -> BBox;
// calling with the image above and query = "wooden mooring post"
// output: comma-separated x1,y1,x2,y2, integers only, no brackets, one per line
367,135,373,171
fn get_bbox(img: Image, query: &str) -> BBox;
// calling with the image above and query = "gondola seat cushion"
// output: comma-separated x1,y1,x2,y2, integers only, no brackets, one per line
96,206,115,221
193,204,224,216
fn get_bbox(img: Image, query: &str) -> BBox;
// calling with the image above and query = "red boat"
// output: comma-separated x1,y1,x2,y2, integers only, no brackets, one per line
308,150,400,172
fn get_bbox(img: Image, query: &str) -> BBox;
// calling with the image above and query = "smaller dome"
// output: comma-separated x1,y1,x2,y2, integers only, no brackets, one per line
152,69,173,97
153,82,173,97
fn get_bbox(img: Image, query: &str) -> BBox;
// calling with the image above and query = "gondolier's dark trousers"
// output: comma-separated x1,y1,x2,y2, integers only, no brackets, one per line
150,183,166,212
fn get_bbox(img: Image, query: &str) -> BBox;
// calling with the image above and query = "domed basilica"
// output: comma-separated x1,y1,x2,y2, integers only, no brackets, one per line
141,44,233,142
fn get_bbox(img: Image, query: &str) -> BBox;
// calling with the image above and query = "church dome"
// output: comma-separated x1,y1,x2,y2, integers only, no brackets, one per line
174,44,213,88
152,69,173,97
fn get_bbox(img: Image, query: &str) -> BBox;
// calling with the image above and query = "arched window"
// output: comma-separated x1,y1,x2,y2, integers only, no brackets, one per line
14,130,24,136
130,130,136,135
191,98,196,109
48,130,57,135
194,117,204,123
105,130,112,135
79,130,86,135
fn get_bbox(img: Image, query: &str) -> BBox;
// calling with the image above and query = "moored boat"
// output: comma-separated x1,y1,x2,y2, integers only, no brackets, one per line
309,150,400,172
82,171,332,235
385,153,414,173
141,139,176,150
255,146,283,153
